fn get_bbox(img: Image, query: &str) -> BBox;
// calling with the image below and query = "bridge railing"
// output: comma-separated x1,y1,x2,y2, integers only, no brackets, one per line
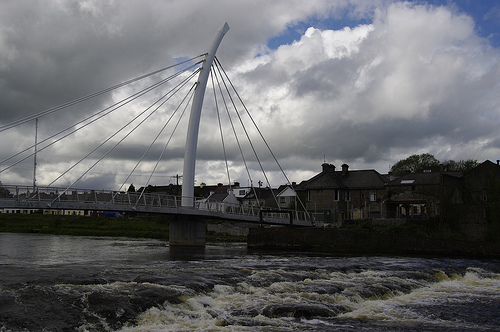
194,199,311,223
0,185,183,208
0,185,312,223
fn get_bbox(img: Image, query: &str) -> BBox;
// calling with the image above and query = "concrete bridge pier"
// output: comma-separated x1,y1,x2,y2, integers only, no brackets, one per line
169,215,205,246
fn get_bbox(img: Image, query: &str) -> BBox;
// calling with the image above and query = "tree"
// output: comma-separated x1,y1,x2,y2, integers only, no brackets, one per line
127,184,136,192
443,159,479,173
390,153,440,174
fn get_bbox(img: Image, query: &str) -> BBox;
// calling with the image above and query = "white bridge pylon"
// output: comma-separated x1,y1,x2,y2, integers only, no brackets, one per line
182,22,230,208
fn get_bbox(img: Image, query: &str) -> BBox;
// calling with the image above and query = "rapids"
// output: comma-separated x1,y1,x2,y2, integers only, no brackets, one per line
0,232,499,331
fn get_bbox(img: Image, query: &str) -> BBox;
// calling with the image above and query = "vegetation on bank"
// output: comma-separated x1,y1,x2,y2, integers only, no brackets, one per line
0,214,247,242
1,212,497,245
0,213,171,239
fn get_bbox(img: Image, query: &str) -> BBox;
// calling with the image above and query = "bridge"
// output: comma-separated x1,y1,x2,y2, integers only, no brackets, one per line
0,184,311,225
0,23,313,245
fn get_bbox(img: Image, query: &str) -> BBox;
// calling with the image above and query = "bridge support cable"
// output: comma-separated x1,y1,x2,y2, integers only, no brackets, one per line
112,84,196,201
47,68,201,187
210,68,232,189
212,60,278,208
0,55,205,133
0,62,203,175
211,65,261,208
49,74,201,203
134,86,197,208
214,57,311,218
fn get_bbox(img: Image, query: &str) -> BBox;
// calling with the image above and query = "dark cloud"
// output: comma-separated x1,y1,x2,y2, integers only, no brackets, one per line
1,0,499,189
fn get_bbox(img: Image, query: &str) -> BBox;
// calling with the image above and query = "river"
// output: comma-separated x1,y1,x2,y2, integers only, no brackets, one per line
0,232,499,331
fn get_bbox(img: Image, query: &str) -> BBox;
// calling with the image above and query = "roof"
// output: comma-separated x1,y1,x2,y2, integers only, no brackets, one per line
386,170,463,187
276,185,296,197
295,172,345,190
206,192,229,202
296,168,387,190
387,173,440,186
463,160,500,178
342,170,389,188
241,187,278,200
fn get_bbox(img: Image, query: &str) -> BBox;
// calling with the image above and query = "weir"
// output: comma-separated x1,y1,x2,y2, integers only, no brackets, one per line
170,22,230,246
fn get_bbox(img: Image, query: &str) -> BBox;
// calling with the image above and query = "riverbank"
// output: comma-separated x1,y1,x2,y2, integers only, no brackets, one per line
0,214,247,242
0,214,172,239
247,226,500,258
2,214,499,257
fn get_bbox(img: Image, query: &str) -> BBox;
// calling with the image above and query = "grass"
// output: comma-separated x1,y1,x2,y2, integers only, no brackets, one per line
0,213,247,242
0,213,171,239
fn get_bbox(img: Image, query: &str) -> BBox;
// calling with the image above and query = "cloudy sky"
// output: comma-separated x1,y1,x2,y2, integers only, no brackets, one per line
1,0,500,191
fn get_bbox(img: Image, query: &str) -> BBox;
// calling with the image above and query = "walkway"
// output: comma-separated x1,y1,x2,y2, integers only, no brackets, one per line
0,185,312,226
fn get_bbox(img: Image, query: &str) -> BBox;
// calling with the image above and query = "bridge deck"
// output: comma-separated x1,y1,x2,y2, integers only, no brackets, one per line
0,185,313,226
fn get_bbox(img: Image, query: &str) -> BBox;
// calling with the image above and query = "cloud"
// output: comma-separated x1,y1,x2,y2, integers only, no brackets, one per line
235,2,500,175
0,0,499,190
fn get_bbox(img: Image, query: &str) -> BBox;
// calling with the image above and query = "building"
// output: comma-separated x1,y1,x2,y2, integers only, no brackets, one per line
1,208,39,214
457,160,500,231
295,163,388,223
461,160,500,205
43,209,88,216
197,189,240,212
384,165,462,219
239,187,279,208
276,184,297,209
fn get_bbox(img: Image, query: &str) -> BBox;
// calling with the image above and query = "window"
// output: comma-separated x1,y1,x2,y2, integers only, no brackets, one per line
481,189,487,202
370,190,376,202
239,190,246,195
334,190,339,201
279,196,286,204
307,191,311,201
345,190,350,201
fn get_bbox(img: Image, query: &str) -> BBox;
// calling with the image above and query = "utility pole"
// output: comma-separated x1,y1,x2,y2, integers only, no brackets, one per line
171,174,182,195
33,118,38,190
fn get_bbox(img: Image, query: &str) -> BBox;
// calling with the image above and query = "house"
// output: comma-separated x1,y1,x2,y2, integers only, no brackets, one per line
1,208,39,214
276,184,297,209
384,165,462,219
461,160,500,204
197,190,239,212
194,182,244,199
233,186,253,199
239,187,279,208
458,160,500,225
139,184,181,196
295,163,388,223
43,209,88,216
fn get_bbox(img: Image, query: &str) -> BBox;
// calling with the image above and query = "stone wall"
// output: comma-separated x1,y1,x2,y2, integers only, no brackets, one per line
247,227,500,258
207,222,255,237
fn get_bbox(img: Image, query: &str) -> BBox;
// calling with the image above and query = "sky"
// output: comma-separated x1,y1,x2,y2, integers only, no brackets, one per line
1,0,500,190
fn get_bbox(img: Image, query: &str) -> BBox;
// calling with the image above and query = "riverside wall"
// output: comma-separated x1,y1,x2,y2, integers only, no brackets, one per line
247,227,500,258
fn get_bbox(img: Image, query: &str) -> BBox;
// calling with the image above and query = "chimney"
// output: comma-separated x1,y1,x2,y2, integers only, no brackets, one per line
322,163,336,173
341,163,349,175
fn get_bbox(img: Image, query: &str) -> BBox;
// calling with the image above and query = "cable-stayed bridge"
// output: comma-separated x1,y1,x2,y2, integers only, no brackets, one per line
0,23,313,245
0,184,311,226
